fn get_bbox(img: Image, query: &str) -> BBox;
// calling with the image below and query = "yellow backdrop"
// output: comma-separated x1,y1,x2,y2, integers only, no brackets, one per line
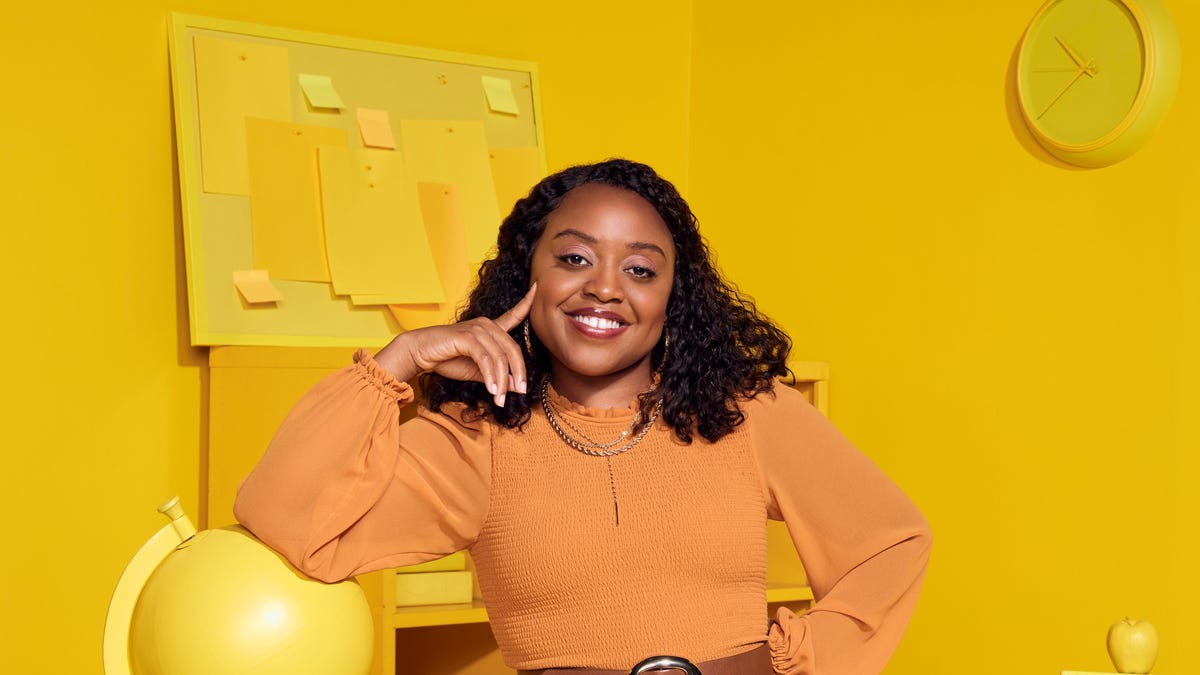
688,2,1199,673
2,1,1197,674
0,1,688,673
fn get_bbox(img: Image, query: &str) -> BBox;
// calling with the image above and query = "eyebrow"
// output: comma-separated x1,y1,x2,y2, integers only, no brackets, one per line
551,228,669,258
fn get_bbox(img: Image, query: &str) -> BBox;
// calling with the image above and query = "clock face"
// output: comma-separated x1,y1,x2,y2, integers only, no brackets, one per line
1018,0,1146,149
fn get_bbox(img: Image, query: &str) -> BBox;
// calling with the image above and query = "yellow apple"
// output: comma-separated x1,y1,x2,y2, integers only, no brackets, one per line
1107,617,1158,674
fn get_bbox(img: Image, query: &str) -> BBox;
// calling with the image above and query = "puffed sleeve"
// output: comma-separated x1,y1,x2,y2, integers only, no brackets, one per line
234,348,493,583
747,385,931,675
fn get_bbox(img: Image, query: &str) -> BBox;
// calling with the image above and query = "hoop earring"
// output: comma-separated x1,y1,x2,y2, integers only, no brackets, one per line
523,319,533,354
654,329,670,376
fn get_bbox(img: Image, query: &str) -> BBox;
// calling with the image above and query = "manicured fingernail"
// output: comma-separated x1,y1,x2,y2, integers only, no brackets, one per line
517,379,527,394
497,393,506,407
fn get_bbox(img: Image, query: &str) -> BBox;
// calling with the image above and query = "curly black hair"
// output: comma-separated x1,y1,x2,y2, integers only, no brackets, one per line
420,158,792,443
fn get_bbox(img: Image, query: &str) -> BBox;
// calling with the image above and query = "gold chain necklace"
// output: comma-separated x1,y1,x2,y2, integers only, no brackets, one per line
539,376,662,457
539,375,664,525
547,397,635,450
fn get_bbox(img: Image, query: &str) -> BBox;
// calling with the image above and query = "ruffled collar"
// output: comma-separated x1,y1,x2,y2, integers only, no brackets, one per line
542,379,641,420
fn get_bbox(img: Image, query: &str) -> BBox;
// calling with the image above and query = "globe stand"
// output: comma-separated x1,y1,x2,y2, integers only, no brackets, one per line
103,497,374,675
104,497,198,675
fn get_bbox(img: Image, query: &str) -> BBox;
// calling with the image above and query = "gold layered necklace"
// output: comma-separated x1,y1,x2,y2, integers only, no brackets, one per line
539,375,663,525
539,377,662,457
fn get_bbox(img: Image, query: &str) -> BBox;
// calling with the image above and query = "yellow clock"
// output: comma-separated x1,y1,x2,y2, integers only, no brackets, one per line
1016,0,1180,167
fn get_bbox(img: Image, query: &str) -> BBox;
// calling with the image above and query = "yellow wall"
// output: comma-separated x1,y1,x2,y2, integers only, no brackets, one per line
5,1,1198,674
688,1,1199,673
0,2,689,673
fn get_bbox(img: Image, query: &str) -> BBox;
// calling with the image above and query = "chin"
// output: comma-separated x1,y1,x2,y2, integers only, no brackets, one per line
557,355,650,380
555,361,621,378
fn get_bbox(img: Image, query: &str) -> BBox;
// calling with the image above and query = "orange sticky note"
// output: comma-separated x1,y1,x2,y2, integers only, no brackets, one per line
192,35,292,195
245,118,348,282
232,270,284,303
398,120,501,271
388,183,471,330
356,108,396,149
298,73,345,109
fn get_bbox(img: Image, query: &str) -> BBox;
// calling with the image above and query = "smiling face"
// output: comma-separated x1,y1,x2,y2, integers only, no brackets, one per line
528,182,676,404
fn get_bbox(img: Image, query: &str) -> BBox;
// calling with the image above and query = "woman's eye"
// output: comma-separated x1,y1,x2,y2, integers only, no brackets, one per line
627,266,657,279
558,254,589,266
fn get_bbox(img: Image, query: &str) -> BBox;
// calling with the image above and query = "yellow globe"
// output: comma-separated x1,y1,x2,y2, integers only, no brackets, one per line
106,500,373,675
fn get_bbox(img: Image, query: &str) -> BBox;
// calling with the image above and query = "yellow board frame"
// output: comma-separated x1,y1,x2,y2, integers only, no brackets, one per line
167,13,546,347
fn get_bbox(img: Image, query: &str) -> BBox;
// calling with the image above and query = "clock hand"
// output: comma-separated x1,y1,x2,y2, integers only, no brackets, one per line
1055,36,1088,68
1054,36,1099,77
1038,59,1094,119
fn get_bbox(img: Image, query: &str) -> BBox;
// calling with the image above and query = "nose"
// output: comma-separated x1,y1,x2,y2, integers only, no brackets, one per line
582,264,623,303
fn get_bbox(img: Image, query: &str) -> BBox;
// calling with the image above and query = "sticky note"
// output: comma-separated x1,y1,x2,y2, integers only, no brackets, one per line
388,183,471,330
350,294,406,306
398,120,501,271
192,35,292,195
317,146,444,302
245,118,348,282
232,270,284,303
415,183,472,298
481,75,520,115
298,73,345,109
488,147,543,216
356,108,396,149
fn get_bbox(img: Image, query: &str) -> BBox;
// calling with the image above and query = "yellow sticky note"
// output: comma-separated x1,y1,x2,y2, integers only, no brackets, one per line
298,73,345,109
317,146,444,302
349,295,399,306
232,270,284,304
388,183,471,330
488,147,544,216
192,35,292,196
245,118,348,282
356,108,396,149
398,120,501,271
480,75,520,115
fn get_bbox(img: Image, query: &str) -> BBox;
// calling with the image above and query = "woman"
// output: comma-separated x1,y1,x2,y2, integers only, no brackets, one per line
235,159,931,675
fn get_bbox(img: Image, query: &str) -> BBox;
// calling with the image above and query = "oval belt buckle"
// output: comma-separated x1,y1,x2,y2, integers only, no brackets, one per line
629,655,702,675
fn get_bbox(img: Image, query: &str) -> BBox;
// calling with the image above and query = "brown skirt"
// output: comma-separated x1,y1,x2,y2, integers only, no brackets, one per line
517,643,771,675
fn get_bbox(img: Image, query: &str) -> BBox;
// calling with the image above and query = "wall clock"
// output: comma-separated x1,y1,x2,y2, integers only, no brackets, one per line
1016,0,1180,168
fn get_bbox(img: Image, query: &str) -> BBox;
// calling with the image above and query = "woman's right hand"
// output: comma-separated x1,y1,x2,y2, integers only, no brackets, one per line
373,284,536,407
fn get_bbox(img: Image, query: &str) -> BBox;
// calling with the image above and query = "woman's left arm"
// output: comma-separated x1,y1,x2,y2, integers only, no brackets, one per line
748,385,932,675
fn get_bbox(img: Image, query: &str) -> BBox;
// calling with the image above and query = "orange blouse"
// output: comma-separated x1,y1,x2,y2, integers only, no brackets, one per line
234,350,931,674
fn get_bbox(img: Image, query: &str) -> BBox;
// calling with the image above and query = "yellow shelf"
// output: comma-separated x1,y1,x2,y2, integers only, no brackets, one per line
387,585,812,629
390,599,490,628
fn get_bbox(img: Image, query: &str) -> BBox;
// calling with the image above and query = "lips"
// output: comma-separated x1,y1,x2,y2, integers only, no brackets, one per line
566,309,629,338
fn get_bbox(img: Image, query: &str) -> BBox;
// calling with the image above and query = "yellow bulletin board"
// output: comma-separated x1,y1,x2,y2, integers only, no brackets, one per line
167,14,546,347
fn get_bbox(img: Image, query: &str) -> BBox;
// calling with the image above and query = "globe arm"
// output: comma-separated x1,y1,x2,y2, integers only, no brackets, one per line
103,498,197,675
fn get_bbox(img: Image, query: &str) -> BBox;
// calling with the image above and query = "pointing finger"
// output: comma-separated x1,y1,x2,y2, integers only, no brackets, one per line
494,283,538,332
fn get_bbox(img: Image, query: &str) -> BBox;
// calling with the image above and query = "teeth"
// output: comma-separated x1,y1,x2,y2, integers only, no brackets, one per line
572,315,623,330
